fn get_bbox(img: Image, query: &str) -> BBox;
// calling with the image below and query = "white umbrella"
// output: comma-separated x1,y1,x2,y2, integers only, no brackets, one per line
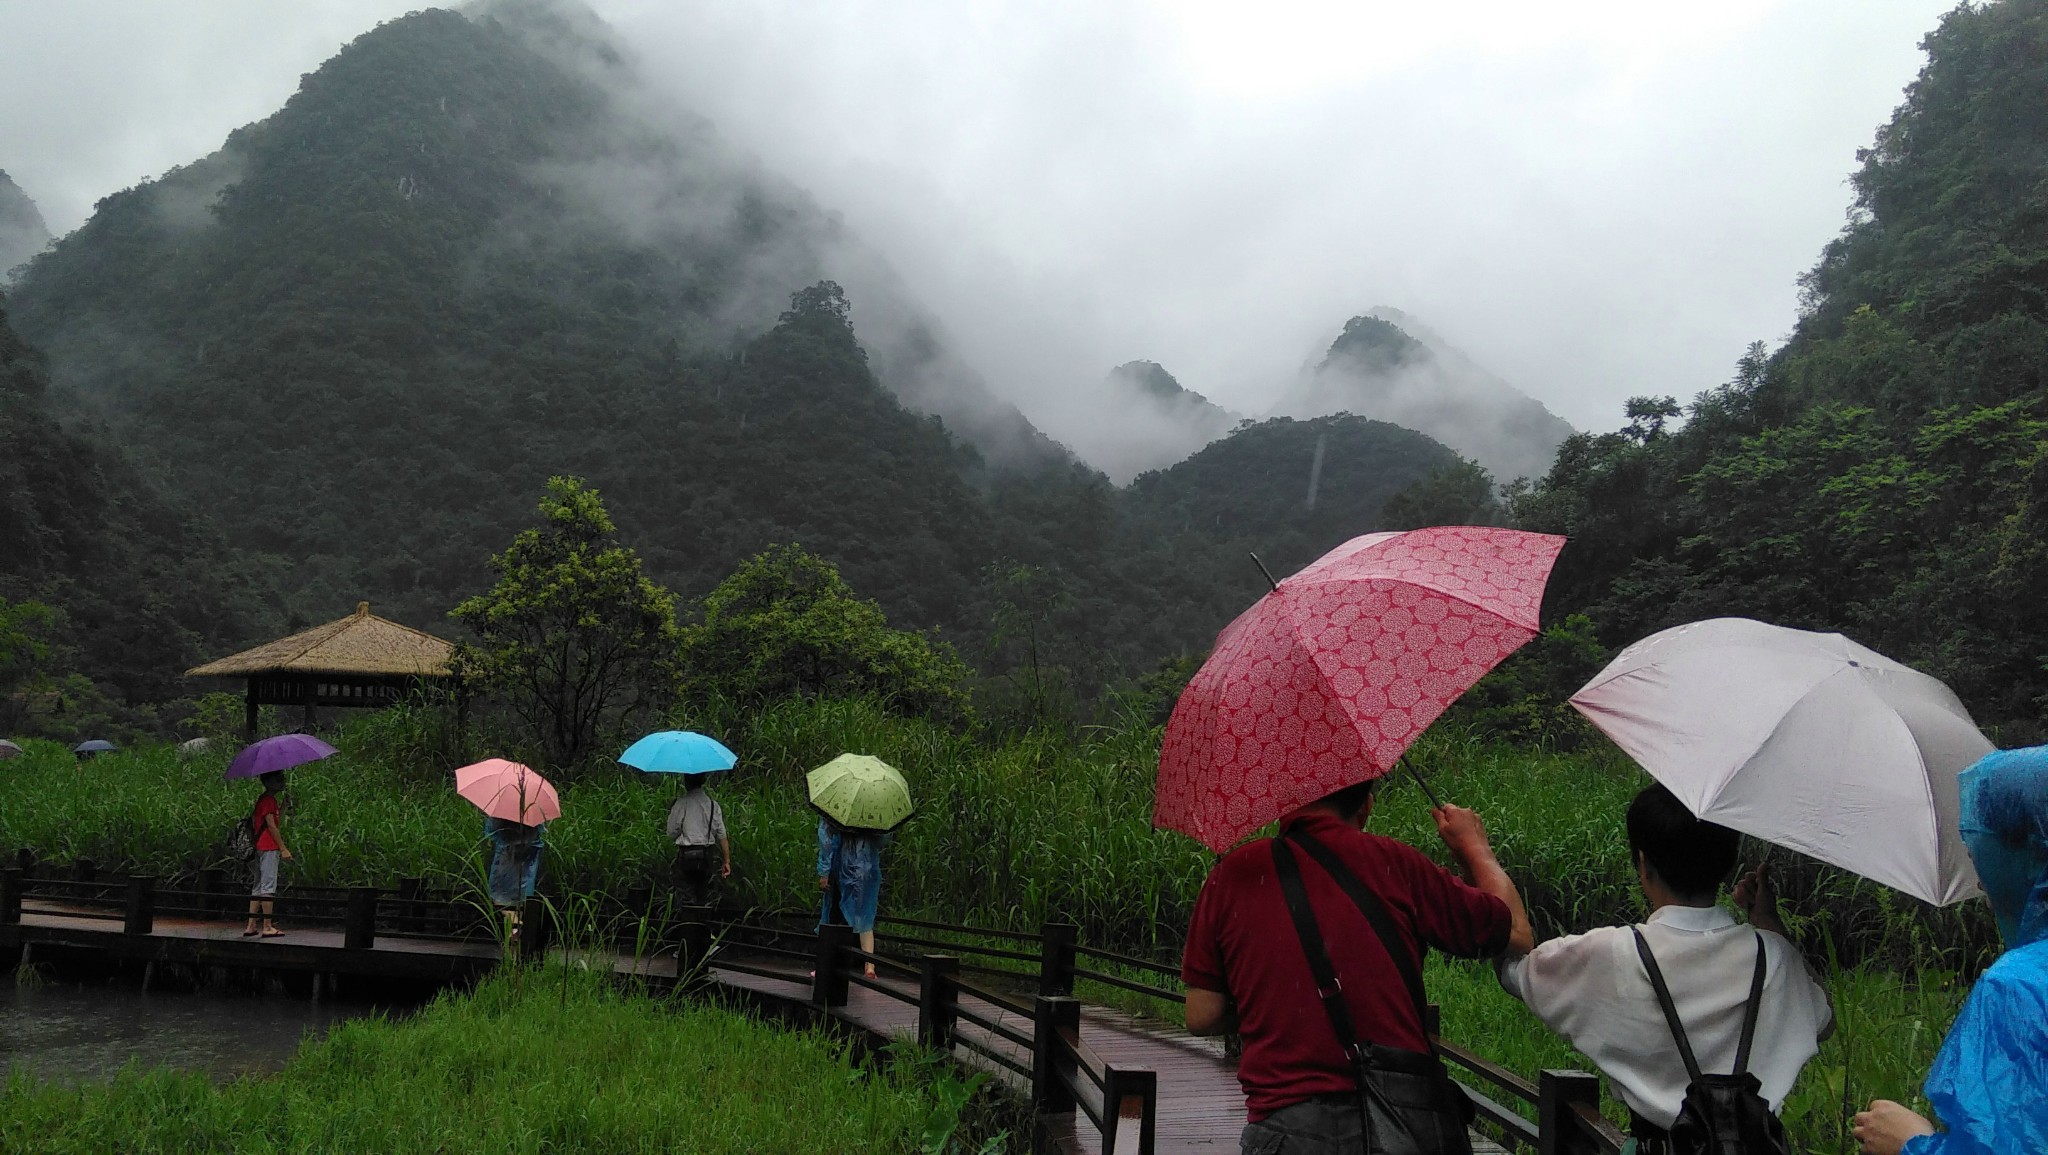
1570,617,1991,906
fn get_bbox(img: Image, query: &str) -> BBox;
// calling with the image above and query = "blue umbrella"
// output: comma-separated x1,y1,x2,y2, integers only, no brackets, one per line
73,739,118,754
619,731,737,774
226,733,338,781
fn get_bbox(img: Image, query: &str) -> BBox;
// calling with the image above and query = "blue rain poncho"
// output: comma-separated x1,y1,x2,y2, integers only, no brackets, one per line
1905,747,2048,1155
816,819,887,934
486,816,547,909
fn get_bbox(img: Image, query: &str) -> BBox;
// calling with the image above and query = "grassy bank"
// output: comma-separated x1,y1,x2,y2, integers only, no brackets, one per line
0,967,1003,1154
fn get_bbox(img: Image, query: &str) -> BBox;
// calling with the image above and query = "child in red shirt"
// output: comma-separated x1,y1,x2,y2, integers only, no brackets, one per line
243,771,293,937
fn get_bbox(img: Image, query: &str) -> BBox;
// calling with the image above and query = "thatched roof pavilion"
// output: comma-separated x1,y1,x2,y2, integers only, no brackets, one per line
187,602,454,734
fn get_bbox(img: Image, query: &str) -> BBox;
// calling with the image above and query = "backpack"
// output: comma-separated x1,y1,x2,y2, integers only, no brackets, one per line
225,816,257,862
1632,928,1795,1155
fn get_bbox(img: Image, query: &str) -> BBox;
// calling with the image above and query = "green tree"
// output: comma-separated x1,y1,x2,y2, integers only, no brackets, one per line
677,544,969,718
1380,459,1502,530
0,596,57,733
451,478,677,770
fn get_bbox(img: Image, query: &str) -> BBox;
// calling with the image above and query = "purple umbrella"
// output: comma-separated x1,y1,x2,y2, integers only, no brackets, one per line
226,734,338,781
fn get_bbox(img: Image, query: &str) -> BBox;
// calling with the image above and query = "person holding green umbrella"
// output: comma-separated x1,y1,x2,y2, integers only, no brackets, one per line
810,754,913,979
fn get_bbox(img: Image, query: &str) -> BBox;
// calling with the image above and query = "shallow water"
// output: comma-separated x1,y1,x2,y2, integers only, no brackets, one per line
0,980,400,1085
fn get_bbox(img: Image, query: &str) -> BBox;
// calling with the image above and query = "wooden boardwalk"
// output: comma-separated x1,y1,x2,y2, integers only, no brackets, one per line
9,902,1509,1155
691,954,1503,1155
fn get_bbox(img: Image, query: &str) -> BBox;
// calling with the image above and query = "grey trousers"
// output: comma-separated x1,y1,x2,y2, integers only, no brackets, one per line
1241,1100,1364,1154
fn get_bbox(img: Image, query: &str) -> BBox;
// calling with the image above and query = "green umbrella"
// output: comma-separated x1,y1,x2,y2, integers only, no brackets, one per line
806,754,914,833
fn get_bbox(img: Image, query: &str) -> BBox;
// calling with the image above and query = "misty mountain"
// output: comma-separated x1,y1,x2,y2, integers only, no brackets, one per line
5,6,1083,633
1063,360,1241,482
2,2,1470,719
0,170,47,280
1273,307,1573,483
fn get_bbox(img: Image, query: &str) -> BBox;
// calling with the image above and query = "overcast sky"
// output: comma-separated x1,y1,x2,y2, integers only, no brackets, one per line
0,1,1955,434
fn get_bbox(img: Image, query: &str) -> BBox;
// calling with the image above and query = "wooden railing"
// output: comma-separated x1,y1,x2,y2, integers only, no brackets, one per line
5,853,1624,1154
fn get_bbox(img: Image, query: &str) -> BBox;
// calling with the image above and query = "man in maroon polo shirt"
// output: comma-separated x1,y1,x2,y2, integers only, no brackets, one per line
1182,777,1535,1153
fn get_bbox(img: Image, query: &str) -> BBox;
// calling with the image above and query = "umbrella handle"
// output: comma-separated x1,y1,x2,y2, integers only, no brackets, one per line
1404,760,1445,810
1249,552,1280,593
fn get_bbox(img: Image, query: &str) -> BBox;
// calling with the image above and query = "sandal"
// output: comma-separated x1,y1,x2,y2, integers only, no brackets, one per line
242,928,260,937
260,928,287,938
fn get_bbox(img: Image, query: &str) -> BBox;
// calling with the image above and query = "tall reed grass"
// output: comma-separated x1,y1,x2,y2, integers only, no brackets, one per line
1,698,1987,970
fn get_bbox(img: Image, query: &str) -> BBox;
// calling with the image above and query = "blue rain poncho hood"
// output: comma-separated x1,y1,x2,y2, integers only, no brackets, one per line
1903,747,2048,1155
1957,746,2048,947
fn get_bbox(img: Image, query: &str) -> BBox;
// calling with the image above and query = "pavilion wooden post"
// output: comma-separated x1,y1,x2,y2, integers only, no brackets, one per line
244,684,259,742
301,676,318,733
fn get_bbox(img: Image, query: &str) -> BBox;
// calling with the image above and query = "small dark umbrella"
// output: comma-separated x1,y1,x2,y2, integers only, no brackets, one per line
73,739,118,761
0,739,23,760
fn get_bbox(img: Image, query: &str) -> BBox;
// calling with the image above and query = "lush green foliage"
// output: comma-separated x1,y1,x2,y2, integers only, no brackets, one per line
1381,459,1503,531
1514,0,2048,729
452,477,678,769
677,544,969,721
0,968,985,1154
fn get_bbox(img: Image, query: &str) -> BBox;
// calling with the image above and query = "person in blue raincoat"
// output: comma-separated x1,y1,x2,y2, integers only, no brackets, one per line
486,815,547,941
817,817,888,979
1855,747,2048,1155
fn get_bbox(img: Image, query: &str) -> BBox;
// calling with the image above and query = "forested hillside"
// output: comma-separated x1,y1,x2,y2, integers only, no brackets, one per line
0,170,45,278
0,298,258,731
1514,0,2048,729
6,8,1058,636
0,4,1464,732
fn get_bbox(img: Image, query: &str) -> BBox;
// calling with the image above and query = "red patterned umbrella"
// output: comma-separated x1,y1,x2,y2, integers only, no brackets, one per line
1154,526,1565,852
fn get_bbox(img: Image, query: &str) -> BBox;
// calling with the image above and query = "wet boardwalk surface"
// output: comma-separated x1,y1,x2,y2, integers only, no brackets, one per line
703,958,1505,1155
10,904,1507,1154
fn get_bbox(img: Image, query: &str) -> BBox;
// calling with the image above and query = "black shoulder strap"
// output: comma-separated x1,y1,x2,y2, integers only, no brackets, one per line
1270,837,1365,1062
1632,927,1771,1082
1286,827,1431,1030
1632,927,1705,1084
1732,932,1767,1077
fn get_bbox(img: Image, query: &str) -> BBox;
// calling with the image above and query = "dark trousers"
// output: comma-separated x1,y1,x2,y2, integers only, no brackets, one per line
1242,1100,1364,1154
672,845,716,906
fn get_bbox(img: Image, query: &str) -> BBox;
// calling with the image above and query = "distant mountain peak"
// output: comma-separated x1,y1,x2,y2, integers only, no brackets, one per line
1274,307,1572,484
1320,314,1426,374
1114,360,1200,403
0,169,50,281
1064,360,1241,483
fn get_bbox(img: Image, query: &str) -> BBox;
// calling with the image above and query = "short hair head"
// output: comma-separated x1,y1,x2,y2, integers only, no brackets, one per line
1318,777,1383,821
682,773,709,792
260,770,285,792
1626,783,1739,900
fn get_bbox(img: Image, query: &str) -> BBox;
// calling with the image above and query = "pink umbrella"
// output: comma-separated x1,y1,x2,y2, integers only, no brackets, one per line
1155,526,1565,852
453,758,561,825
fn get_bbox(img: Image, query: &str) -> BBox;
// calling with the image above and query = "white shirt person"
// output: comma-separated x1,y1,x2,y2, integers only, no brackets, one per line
1499,901,1833,1130
1498,785,1834,1141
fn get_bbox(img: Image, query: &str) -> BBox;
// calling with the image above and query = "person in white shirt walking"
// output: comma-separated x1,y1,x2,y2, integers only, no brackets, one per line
1498,784,1833,1154
666,773,731,906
